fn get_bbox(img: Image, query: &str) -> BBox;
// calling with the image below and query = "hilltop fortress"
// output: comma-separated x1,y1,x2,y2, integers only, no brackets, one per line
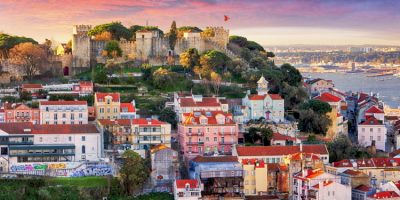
70,25,246,75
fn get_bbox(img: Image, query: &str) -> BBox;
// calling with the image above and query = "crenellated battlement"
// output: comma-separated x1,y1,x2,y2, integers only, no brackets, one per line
73,25,92,35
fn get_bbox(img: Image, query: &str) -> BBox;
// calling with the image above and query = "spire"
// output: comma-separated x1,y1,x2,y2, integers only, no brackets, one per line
257,75,269,95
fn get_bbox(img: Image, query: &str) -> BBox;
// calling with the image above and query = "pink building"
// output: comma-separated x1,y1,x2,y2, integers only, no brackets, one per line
178,111,238,160
3,103,40,124
73,81,93,95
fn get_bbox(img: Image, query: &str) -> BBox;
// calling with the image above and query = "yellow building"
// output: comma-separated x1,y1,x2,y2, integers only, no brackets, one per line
314,92,343,139
242,159,268,196
94,92,120,119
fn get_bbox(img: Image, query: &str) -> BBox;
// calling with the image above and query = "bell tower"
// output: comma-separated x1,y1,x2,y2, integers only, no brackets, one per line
257,75,269,95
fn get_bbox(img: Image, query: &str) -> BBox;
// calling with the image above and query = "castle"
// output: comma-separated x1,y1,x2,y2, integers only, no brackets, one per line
69,25,242,75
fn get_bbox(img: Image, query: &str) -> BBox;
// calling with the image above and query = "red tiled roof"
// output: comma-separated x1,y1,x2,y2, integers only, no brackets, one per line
248,94,266,100
389,149,400,157
366,106,384,114
182,111,235,125
314,92,341,103
289,152,320,161
312,180,333,189
269,94,283,100
79,81,93,87
179,97,221,107
3,103,33,110
332,158,400,168
235,145,328,157
22,84,42,89
368,191,400,199
176,180,199,189
357,93,369,103
40,101,87,106
341,169,365,176
98,118,167,126
242,159,265,168
192,156,238,163
95,92,120,102
272,132,296,141
0,123,98,134
120,103,135,112
361,117,382,125
295,169,324,180
354,184,371,192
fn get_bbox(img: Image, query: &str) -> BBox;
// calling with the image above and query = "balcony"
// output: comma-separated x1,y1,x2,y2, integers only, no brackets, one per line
186,141,204,145
218,132,236,136
186,132,204,136
219,141,235,145
139,140,162,144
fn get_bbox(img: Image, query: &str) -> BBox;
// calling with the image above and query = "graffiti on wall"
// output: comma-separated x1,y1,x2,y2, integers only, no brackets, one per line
10,163,67,172
71,165,112,177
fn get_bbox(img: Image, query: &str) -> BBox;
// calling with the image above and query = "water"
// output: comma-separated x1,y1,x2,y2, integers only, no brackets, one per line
303,72,400,108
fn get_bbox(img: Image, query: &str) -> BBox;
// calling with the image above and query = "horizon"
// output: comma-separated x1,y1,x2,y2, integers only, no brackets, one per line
1,0,400,46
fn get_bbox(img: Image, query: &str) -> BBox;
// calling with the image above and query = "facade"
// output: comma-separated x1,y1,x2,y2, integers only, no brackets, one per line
120,101,136,119
270,132,299,146
39,101,88,125
242,159,268,196
35,81,93,97
306,78,334,96
367,191,400,200
358,117,387,151
21,84,43,98
266,163,290,194
150,144,179,191
242,76,285,123
97,118,171,157
3,103,40,124
353,185,375,200
0,123,102,174
178,111,238,160
173,179,201,200
94,92,120,120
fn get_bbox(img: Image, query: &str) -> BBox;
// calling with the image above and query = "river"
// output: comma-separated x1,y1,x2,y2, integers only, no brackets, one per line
303,72,400,108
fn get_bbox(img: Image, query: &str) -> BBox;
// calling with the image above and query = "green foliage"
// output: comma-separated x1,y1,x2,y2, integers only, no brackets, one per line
152,68,177,89
2,95,18,103
120,150,150,195
202,50,232,72
94,68,108,84
168,21,178,50
129,25,164,40
0,33,37,57
229,35,248,47
250,57,265,69
159,108,177,129
105,40,122,58
328,134,371,162
280,63,302,87
298,109,331,135
246,127,273,145
78,95,94,106
133,192,173,200
177,26,202,33
20,91,32,101
88,22,132,40
179,48,200,70
30,101,39,108
301,99,332,115
260,127,273,146
49,94,75,101
246,41,265,52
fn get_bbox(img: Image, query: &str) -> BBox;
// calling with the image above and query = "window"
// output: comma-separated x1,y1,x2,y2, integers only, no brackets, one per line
188,128,192,133
378,128,381,132
68,136,72,142
54,113,57,120
378,136,381,141
82,145,86,154
39,137,43,142
362,128,365,132
370,128,373,132
206,137,209,142
81,136,86,141
71,114,75,120
214,137,217,142
62,113,66,118
370,136,373,140
79,113,83,118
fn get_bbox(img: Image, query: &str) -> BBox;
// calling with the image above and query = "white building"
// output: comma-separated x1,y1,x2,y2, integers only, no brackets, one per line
120,101,137,119
39,101,88,125
173,179,202,200
358,117,387,151
0,122,102,174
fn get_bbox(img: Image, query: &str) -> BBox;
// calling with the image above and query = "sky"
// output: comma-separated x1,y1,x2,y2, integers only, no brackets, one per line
0,0,399,46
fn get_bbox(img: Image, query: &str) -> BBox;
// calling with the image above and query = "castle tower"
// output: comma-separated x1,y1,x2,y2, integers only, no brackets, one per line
72,25,92,74
257,76,269,95
135,30,161,61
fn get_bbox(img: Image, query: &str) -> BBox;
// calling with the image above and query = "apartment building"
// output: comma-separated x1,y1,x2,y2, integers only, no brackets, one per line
94,92,120,120
39,101,88,125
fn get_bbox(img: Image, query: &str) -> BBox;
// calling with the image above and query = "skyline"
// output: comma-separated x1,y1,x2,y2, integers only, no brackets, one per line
1,0,399,46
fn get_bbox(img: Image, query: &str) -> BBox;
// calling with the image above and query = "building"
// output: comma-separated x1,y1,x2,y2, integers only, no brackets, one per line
242,76,285,123
306,78,334,96
120,101,136,119
338,169,370,188
94,92,120,120
21,84,43,98
39,101,88,125
270,132,299,146
97,118,171,157
41,81,93,97
173,93,227,122
0,123,102,174
3,103,40,124
358,117,387,151
367,191,400,200
233,144,330,164
314,92,347,138
242,159,268,196
353,185,375,200
173,179,201,200
293,168,351,200
266,163,289,194
150,144,178,192
189,156,243,198
178,111,238,160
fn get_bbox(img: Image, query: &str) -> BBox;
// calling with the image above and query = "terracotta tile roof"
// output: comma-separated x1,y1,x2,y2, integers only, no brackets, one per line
332,158,400,168
175,179,199,189
389,149,400,157
40,101,87,106
366,106,384,114
357,93,369,103
98,118,166,126
4,103,33,110
361,117,382,125
269,94,283,100
354,184,371,192
272,132,296,141
248,94,266,100
95,92,120,102
312,180,333,189
179,97,221,107
289,152,321,161
21,84,42,89
79,81,93,87
295,169,324,180
267,163,288,172
368,191,400,199
314,92,341,103
242,159,265,168
182,111,235,125
235,145,328,157
192,156,238,163
341,169,365,176
120,103,135,112
0,123,99,134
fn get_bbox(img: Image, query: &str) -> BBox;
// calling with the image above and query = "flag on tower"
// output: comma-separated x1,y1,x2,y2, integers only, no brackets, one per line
224,15,230,22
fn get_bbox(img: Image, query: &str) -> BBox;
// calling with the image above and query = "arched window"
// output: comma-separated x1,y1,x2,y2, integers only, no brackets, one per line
82,145,86,154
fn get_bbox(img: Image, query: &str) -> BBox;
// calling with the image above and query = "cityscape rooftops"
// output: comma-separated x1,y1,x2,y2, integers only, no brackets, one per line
175,179,199,189
314,92,341,103
40,101,87,106
235,144,328,157
95,92,120,102
0,123,98,134
98,118,167,126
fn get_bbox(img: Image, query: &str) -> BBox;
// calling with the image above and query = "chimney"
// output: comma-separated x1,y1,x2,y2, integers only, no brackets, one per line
300,143,303,152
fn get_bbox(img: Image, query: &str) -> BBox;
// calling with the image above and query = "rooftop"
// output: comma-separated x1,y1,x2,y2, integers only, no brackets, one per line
192,155,238,163
366,106,384,114
0,123,99,134
368,191,400,199
314,92,341,103
98,118,167,126
95,92,120,102
40,101,87,106
175,179,199,189
235,144,328,157
179,97,221,107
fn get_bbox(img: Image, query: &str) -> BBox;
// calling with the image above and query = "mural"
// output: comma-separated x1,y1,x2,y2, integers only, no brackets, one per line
10,163,67,172
71,164,112,177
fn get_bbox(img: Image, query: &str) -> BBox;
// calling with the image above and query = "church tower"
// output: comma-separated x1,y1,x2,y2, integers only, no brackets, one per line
257,75,269,95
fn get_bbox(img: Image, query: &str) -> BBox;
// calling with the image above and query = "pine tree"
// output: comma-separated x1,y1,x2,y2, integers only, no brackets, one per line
168,21,177,51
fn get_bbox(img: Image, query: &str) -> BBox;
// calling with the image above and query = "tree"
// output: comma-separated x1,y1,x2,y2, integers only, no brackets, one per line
260,127,273,146
179,48,200,71
328,135,370,162
159,108,177,129
88,22,132,40
247,127,259,144
120,150,150,195
280,63,302,87
203,50,231,72
210,71,222,96
298,109,331,135
94,31,112,41
229,35,248,47
301,99,332,115
168,21,177,51
94,69,108,84
250,57,265,69
19,91,32,101
9,42,47,79
0,33,37,58
246,41,265,52
152,68,175,89
104,40,122,58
